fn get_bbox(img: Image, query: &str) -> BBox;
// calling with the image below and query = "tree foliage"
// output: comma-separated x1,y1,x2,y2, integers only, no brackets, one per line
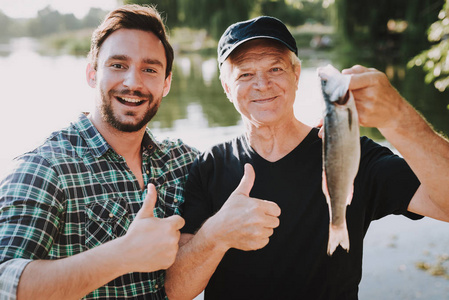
180,0,253,39
123,0,328,39
408,0,449,91
0,6,108,38
335,0,444,57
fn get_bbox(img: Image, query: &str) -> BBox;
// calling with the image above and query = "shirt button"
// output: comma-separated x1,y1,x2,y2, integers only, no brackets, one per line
109,213,114,218
154,284,159,289
146,170,150,175
174,199,178,203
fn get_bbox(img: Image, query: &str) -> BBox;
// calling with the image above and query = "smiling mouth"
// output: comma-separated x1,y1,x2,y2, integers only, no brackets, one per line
116,96,146,106
252,97,276,103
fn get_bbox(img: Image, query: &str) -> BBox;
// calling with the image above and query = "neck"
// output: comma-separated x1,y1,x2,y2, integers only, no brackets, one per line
88,112,147,190
245,118,311,162
88,112,145,161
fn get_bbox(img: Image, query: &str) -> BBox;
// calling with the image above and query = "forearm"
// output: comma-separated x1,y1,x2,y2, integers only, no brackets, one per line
166,225,228,300
17,237,127,300
380,101,449,217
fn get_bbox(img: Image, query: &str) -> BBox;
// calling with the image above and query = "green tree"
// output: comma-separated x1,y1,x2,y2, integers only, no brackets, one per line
408,0,449,92
82,8,108,28
27,6,64,37
0,10,11,38
335,0,444,58
62,13,82,31
257,0,327,26
124,0,327,39
179,0,253,39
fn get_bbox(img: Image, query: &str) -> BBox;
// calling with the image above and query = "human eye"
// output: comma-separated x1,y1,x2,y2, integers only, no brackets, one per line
110,63,125,69
143,68,157,73
238,72,252,80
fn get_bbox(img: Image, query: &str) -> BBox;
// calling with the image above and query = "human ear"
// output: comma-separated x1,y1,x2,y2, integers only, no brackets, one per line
162,72,172,97
220,78,233,103
86,63,97,88
294,64,301,90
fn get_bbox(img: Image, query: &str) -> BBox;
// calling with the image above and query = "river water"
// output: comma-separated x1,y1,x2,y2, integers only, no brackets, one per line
0,37,448,299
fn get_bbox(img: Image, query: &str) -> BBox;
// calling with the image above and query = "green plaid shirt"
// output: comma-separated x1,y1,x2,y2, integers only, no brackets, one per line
0,114,198,300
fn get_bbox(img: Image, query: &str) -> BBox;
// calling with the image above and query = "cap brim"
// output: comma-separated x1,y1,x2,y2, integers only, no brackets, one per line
218,36,297,66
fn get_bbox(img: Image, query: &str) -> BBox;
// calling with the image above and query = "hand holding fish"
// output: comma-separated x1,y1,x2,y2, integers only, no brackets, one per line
316,65,405,136
210,164,281,251
342,65,449,223
342,65,407,130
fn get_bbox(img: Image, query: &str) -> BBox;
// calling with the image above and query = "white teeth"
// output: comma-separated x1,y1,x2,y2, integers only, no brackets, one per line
120,97,143,103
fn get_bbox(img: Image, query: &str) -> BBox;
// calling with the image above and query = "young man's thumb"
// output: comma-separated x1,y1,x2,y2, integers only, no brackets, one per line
135,183,157,219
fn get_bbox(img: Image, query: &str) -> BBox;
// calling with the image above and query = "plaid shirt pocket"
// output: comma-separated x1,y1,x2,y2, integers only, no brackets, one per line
85,198,130,249
154,184,184,218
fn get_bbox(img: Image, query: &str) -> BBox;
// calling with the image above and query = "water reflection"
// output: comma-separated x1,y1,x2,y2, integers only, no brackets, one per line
201,58,218,86
152,53,242,131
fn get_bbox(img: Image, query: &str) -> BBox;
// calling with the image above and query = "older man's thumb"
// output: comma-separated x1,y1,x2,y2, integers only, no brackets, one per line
136,184,157,219
234,163,255,197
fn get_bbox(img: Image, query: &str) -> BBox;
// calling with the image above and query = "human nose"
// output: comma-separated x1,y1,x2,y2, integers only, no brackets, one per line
253,72,270,91
123,67,143,90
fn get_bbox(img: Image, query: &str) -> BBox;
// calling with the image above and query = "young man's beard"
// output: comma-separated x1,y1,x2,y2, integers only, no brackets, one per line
100,90,160,133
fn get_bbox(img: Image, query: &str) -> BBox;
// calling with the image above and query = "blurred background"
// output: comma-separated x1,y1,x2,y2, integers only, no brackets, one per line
0,0,448,299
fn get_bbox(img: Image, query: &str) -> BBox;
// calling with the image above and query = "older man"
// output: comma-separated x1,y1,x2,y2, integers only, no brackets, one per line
0,5,197,300
165,16,449,300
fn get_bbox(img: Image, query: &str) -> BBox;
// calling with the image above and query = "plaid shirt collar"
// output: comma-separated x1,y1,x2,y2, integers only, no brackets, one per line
74,113,161,158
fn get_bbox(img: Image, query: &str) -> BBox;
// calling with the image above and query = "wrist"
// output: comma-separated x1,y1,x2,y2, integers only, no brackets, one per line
379,101,422,137
198,217,230,254
94,237,130,276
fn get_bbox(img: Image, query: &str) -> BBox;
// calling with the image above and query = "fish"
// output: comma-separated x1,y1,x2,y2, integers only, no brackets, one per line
317,64,361,256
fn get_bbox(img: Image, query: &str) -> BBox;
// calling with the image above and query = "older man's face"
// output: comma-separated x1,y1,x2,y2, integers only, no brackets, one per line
221,40,300,127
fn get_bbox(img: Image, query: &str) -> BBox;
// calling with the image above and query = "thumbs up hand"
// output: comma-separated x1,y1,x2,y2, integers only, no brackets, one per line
209,164,281,252
134,183,158,219
233,163,256,197
120,184,185,273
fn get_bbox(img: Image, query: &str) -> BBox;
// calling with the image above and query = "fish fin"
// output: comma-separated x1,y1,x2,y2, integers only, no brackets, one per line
327,223,350,256
322,170,333,218
346,185,354,206
322,170,330,203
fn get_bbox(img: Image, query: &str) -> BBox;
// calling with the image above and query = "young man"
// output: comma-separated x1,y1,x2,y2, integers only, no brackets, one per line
0,5,198,299
165,16,449,300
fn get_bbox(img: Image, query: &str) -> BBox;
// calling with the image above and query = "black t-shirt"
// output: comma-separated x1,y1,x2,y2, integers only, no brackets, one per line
181,128,421,300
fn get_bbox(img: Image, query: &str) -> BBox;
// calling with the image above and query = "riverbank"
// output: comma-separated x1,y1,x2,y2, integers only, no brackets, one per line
361,216,449,299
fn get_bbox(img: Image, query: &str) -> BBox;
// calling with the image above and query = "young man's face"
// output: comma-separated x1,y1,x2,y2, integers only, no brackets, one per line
87,28,172,133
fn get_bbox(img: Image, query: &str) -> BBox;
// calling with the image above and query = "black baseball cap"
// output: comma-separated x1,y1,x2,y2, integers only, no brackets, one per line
217,16,298,68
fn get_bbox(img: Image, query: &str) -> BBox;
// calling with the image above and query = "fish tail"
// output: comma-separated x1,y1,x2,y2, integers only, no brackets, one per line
327,223,350,256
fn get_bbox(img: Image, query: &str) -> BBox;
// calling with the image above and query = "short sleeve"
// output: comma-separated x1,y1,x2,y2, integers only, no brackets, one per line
358,137,422,221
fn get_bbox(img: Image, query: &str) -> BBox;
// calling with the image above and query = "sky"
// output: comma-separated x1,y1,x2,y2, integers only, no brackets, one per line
0,0,120,18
